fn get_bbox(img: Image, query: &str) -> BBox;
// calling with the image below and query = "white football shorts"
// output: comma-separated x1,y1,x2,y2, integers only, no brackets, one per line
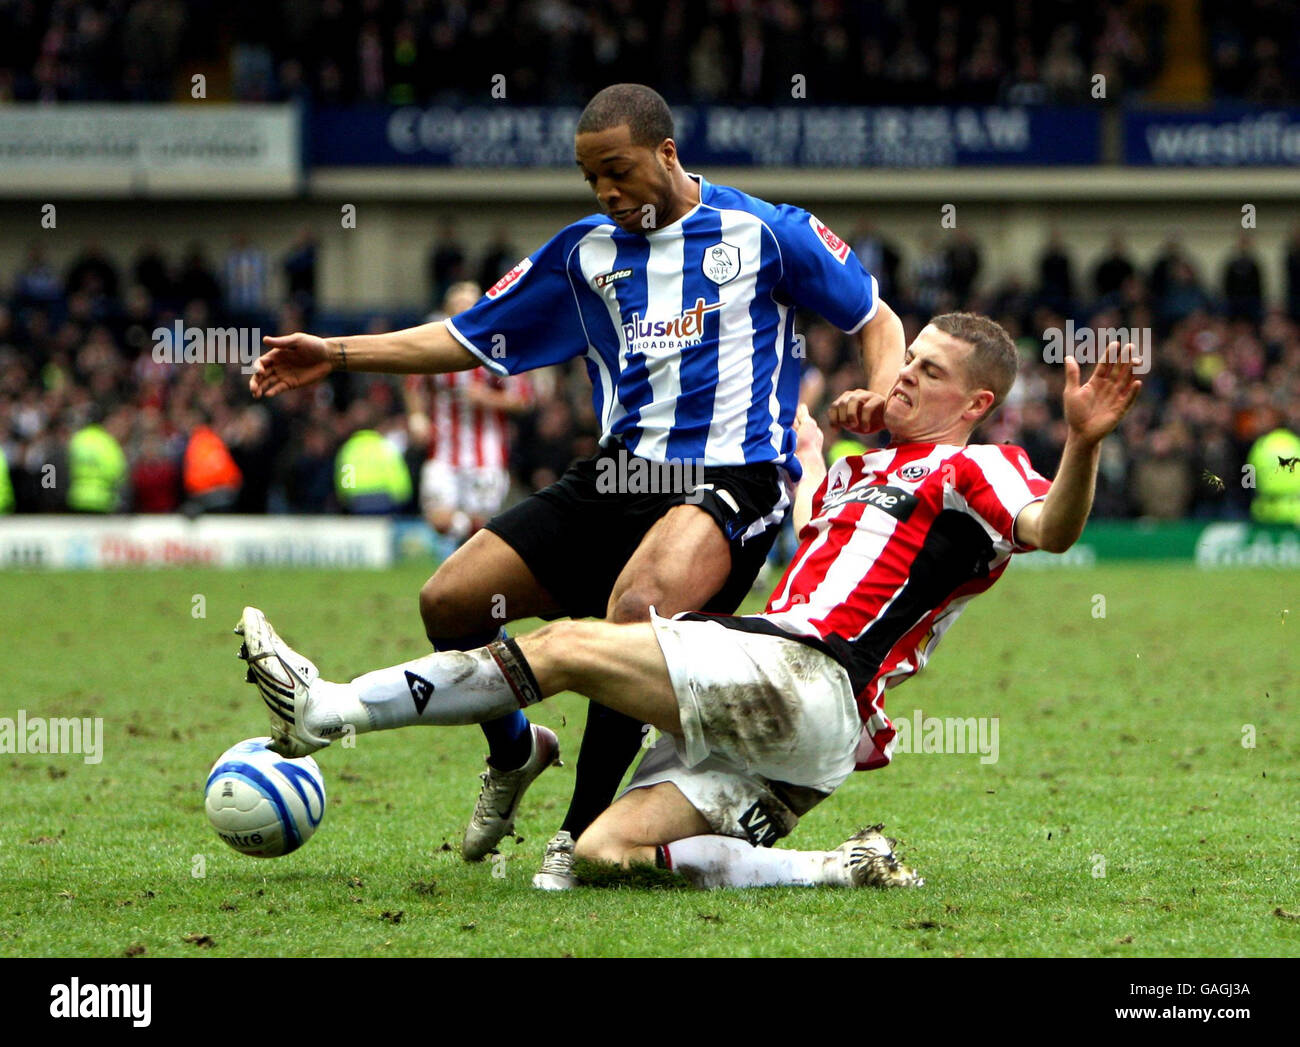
623,610,861,845
419,460,510,518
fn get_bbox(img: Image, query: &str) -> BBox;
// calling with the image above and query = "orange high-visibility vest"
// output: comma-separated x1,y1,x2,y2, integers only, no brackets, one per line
183,425,243,496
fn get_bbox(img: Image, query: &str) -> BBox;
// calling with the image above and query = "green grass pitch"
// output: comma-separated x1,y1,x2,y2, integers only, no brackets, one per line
1,562,1296,957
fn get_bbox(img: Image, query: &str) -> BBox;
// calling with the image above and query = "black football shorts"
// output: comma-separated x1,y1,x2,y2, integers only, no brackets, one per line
485,440,789,619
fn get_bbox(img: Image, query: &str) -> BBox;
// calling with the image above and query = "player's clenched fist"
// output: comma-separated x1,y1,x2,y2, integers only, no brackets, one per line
251,332,335,399
829,388,887,435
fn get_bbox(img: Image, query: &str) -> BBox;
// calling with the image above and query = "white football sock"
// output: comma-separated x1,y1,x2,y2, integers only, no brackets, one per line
663,835,846,888
304,642,542,737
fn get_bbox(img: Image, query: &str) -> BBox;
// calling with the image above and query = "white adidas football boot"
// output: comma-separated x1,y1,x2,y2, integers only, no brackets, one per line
835,824,925,888
236,606,331,758
461,724,561,862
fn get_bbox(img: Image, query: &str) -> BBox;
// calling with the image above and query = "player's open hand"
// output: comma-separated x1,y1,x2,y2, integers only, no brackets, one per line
250,332,334,399
829,388,887,434
1063,344,1143,446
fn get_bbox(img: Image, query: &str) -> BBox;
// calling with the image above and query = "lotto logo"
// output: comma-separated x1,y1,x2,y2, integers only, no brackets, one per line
594,267,633,289
808,214,850,264
486,258,533,299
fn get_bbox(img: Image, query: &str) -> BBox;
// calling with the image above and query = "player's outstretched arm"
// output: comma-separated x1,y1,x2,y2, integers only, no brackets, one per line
856,299,905,398
250,321,479,399
1015,347,1142,553
791,403,827,533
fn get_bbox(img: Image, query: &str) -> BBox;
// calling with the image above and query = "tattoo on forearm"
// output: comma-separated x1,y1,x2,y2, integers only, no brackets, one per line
336,340,348,371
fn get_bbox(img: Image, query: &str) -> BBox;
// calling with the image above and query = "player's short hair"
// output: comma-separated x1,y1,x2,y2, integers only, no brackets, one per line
930,312,1018,420
576,84,674,149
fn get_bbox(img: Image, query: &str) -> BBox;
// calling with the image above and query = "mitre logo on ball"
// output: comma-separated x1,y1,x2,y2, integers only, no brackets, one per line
702,241,741,285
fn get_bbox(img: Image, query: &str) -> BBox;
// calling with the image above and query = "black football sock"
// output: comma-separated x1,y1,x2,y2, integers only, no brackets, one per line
558,700,646,839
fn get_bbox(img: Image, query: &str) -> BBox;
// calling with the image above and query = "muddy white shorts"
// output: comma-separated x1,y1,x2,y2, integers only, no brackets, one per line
419,460,510,518
624,610,861,845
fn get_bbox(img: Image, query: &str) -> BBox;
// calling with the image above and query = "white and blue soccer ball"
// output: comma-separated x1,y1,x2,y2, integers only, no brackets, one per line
204,737,326,858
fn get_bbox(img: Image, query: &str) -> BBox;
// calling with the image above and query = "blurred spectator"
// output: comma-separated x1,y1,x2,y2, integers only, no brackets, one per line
1017,398,1063,478
0,444,13,513
1247,422,1300,525
119,0,184,102
177,245,223,316
1286,225,1300,324
229,405,274,513
14,246,63,309
335,425,412,515
477,227,517,291
851,224,901,302
183,421,243,513
283,227,318,318
224,234,269,318
1148,236,1185,311
133,242,174,305
289,427,337,514
65,241,120,302
1093,235,1136,301
66,412,128,513
1129,425,1195,519
1037,230,1073,316
1161,260,1211,328
428,220,468,309
131,434,181,512
1041,25,1088,101
1223,235,1263,323
911,235,951,316
229,0,276,101
944,230,981,303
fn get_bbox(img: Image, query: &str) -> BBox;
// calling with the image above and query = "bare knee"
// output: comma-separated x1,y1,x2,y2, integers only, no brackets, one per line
574,825,638,868
418,572,493,644
609,587,659,624
521,619,605,692
418,575,452,640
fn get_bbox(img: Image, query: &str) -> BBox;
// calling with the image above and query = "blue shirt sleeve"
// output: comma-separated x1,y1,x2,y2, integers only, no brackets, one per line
770,206,878,333
443,228,588,376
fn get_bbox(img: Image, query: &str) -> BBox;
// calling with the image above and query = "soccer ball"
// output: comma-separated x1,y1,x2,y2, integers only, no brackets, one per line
204,737,326,857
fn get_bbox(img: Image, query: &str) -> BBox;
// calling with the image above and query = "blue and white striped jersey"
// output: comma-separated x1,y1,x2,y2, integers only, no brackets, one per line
445,174,878,480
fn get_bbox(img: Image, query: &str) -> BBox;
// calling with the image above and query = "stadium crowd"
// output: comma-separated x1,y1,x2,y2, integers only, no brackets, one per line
3,224,1300,522
1,0,1296,106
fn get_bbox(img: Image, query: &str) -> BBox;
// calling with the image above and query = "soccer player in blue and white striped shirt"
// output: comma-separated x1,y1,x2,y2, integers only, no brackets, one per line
251,83,904,889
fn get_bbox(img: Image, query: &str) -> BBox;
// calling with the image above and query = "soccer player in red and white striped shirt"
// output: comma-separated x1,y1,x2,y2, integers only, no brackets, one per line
405,282,533,544
240,313,1142,889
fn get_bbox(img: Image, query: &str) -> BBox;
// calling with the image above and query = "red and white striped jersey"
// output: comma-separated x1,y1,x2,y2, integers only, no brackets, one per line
409,370,532,470
762,441,1051,771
